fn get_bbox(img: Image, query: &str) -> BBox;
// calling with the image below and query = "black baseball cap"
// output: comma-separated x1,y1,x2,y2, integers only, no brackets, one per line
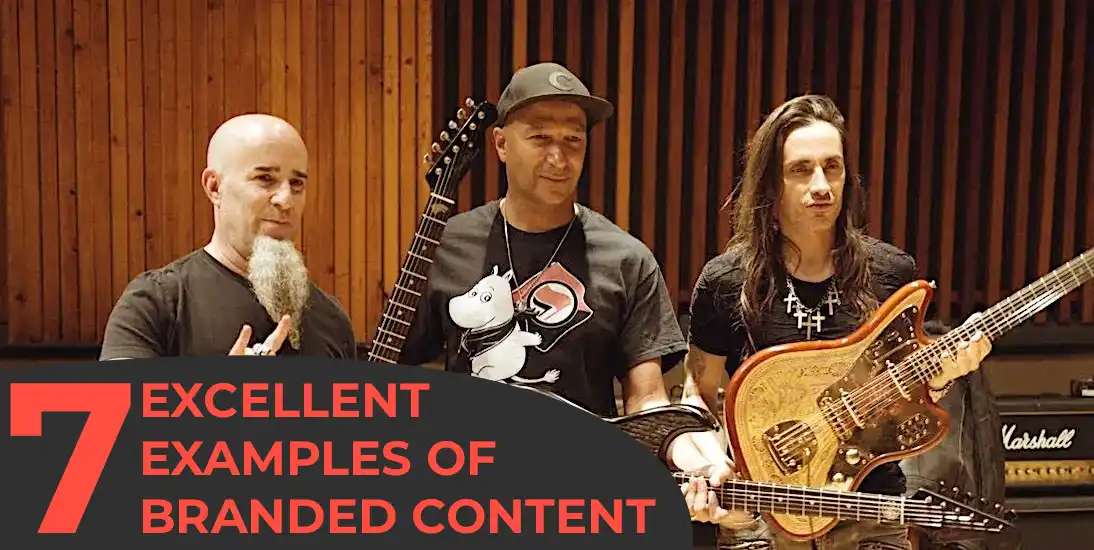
495,62,614,127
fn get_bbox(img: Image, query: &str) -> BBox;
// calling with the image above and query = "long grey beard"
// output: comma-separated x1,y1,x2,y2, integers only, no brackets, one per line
247,236,310,350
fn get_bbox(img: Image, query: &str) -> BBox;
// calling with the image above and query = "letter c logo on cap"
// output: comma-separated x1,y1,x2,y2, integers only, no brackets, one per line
548,71,575,91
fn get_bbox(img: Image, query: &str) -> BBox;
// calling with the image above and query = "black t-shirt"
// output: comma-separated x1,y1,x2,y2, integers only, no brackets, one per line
99,249,358,359
401,200,687,417
687,237,917,546
688,236,917,494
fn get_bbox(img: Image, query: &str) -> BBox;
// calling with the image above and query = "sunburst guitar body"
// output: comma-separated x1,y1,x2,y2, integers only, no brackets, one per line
726,246,1094,541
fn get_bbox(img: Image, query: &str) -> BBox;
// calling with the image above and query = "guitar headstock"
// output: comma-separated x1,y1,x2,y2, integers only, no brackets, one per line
422,97,498,199
913,481,1017,538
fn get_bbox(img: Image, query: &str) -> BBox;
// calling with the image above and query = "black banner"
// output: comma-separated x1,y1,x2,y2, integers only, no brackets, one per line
0,358,690,548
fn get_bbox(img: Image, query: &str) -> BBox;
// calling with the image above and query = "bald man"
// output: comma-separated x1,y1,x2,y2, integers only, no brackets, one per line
100,113,357,359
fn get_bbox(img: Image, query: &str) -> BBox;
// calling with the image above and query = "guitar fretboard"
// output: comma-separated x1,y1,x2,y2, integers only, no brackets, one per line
903,247,1094,385
669,473,945,527
366,193,457,364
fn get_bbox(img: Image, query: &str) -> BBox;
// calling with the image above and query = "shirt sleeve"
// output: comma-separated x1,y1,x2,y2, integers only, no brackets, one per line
99,273,171,360
687,258,746,368
616,256,688,378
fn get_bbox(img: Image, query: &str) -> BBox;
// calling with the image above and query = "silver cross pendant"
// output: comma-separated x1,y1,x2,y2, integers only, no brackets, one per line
807,312,826,339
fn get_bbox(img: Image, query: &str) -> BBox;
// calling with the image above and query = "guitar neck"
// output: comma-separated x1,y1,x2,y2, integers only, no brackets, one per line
366,195,455,364
671,474,941,527
905,247,1094,385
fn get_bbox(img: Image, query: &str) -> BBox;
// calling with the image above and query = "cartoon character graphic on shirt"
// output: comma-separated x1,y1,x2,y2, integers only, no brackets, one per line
448,262,594,386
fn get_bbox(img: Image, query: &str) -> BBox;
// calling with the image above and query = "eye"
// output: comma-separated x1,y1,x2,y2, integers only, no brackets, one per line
480,292,493,303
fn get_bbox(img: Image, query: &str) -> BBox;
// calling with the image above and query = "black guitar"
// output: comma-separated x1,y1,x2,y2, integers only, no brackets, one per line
366,98,497,364
514,384,1015,539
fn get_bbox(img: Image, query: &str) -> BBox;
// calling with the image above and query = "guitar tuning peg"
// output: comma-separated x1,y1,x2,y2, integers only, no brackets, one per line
457,107,467,121
465,97,475,108
440,131,450,142
448,120,458,130
431,142,442,153
422,153,434,165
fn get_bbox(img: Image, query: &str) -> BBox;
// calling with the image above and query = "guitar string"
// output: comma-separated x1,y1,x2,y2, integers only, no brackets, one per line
366,120,466,362
765,252,1094,457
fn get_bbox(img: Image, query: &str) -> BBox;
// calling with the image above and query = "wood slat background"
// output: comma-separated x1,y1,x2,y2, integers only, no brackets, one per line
0,0,435,345
434,0,1094,336
1,0,1092,349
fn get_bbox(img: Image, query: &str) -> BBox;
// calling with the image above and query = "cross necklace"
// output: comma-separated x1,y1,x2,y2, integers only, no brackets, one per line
783,276,842,340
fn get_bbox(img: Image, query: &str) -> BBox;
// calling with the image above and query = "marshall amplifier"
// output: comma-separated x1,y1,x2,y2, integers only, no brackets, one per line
997,395,1094,494
993,396,1094,550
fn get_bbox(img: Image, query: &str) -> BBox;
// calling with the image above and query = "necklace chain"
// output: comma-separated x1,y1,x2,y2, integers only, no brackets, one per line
501,199,577,313
783,276,841,340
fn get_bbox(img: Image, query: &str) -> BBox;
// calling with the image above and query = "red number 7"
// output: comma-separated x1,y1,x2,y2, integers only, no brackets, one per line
9,383,131,533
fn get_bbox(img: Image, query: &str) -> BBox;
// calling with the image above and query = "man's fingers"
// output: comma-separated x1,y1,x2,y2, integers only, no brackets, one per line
263,315,292,354
229,325,253,355
709,463,735,486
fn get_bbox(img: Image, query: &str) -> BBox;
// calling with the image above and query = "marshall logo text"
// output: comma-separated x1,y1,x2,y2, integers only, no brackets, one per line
1001,423,1076,451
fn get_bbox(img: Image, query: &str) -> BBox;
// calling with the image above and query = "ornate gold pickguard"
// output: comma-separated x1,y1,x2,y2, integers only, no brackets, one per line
727,287,947,540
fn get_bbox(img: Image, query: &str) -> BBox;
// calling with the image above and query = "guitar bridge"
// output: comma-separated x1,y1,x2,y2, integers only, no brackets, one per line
764,420,818,475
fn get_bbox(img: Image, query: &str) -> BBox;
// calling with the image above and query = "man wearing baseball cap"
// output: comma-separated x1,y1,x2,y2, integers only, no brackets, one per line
399,62,752,545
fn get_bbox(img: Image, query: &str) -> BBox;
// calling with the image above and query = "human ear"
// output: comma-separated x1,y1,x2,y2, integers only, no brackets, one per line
201,168,221,206
493,126,508,162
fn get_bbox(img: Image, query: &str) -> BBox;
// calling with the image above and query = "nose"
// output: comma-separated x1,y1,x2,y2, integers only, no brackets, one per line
270,181,295,210
545,144,566,167
808,168,832,198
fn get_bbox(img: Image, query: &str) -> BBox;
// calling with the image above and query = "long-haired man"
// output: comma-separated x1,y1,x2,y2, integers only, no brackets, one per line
679,94,992,549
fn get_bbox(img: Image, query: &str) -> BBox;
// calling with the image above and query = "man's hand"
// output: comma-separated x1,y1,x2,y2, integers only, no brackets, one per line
929,313,992,391
680,460,759,530
228,315,292,356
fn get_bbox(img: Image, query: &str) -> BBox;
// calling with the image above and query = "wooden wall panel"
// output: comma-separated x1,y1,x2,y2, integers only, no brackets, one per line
1,0,1092,349
433,0,1094,339
0,0,433,345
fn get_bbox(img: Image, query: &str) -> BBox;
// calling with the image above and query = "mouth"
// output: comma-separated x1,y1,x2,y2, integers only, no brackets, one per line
807,203,834,210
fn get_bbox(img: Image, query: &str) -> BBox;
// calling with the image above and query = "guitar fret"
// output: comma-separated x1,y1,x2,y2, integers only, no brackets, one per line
391,301,415,311
415,232,439,245
382,313,411,326
401,268,426,280
376,327,406,340
409,251,433,263
423,214,446,226
372,340,402,352
429,192,454,204
395,284,421,297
